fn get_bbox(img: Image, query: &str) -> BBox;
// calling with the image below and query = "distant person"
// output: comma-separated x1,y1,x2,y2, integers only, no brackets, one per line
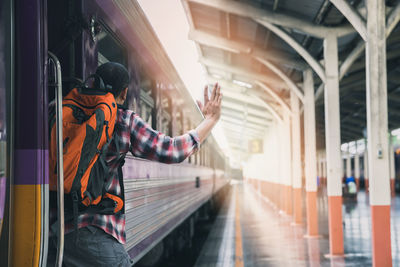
346,176,357,194
48,62,222,266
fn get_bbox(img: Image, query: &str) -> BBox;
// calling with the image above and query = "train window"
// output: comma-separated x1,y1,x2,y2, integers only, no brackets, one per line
97,23,127,66
97,21,143,112
200,147,203,166
175,111,182,135
140,87,154,125
160,94,172,136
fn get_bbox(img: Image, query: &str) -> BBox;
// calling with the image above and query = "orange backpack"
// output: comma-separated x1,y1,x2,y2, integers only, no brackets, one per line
49,78,123,221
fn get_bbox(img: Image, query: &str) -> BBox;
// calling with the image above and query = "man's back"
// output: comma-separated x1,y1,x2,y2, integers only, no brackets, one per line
51,107,200,243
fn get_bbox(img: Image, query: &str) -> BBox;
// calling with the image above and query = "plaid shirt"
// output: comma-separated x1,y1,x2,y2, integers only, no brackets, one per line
50,108,200,244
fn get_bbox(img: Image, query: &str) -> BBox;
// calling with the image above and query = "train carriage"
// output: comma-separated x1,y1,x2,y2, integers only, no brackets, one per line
0,0,230,266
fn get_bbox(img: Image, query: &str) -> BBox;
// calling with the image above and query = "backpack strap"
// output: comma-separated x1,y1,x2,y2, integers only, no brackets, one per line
83,74,113,93
71,191,79,244
118,158,126,214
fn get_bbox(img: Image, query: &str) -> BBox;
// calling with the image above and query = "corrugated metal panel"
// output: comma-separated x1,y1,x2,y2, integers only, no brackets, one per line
122,156,229,258
267,33,298,54
322,4,347,25
238,0,275,9
207,67,233,80
190,1,223,35
272,0,326,22
237,0,326,22
201,45,227,62
231,54,261,72
231,15,259,43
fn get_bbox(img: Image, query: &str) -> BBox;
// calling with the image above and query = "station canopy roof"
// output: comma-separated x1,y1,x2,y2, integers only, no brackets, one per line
183,0,400,153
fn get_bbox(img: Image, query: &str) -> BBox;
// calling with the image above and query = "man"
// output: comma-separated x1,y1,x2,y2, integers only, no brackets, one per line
48,62,222,266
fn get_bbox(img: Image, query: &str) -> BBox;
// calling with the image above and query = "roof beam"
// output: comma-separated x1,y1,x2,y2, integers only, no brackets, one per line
222,121,269,135
222,91,272,110
386,3,400,38
206,76,247,93
199,56,286,89
221,102,272,122
315,2,400,102
255,81,291,114
181,0,205,59
205,74,283,122
342,46,400,78
222,105,271,125
186,0,354,38
189,29,306,70
329,0,367,41
224,112,274,128
189,29,304,102
221,126,267,136
222,120,266,131
225,133,262,142
253,19,326,83
206,76,282,106
221,116,269,130
252,101,283,123
255,56,304,102
246,89,281,107
222,125,264,137
222,97,273,121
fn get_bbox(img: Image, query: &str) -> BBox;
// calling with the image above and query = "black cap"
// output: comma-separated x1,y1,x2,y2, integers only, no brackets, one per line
95,62,130,97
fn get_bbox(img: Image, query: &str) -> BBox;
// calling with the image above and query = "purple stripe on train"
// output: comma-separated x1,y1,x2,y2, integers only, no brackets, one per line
128,196,209,260
0,177,5,220
14,0,48,150
14,149,49,185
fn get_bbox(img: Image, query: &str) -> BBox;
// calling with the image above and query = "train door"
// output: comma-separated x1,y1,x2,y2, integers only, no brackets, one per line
0,0,50,266
0,0,14,265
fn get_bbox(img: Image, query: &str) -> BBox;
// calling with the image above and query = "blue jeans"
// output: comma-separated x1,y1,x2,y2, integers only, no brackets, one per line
47,225,132,267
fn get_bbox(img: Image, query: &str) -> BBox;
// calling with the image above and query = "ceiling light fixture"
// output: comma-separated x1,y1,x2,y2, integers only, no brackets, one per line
233,79,252,88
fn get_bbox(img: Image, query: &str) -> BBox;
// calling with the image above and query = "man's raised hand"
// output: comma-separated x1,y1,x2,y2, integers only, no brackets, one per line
201,83,222,122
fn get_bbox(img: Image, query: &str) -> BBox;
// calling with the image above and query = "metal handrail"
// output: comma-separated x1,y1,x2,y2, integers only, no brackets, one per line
48,51,64,267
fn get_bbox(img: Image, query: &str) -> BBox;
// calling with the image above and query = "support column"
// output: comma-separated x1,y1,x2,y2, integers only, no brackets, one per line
320,157,325,186
304,69,318,236
323,156,327,186
366,1,392,266
316,158,320,186
389,135,396,197
284,111,293,215
291,91,302,224
279,120,287,212
346,146,352,179
323,35,344,256
355,146,360,191
321,155,326,186
364,143,369,192
273,121,281,208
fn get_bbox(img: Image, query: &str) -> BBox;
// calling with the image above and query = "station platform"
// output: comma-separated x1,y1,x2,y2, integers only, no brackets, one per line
194,182,400,267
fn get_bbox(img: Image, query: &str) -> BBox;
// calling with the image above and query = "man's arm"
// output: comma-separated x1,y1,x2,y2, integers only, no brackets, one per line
129,83,222,163
195,83,222,143
129,115,200,164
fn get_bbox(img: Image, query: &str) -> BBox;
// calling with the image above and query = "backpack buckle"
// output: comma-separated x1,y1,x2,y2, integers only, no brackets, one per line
72,191,79,202
104,121,110,141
